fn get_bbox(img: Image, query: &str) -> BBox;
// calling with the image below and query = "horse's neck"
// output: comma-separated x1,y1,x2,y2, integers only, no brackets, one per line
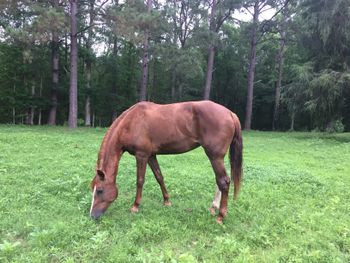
97,108,131,181
97,131,123,182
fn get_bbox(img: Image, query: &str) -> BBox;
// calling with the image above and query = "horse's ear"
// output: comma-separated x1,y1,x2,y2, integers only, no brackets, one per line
97,169,105,181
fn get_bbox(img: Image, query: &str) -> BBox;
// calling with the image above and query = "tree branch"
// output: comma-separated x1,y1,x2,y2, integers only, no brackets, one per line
244,6,254,16
75,23,96,37
257,0,290,42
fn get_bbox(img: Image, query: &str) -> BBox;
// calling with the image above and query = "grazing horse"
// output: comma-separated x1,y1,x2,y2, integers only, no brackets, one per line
90,100,243,224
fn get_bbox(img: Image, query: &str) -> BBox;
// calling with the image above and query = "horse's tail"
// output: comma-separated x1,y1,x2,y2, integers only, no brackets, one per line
229,113,243,199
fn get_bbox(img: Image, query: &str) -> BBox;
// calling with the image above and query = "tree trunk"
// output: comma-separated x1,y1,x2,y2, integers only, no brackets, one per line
139,0,152,101
84,87,91,125
244,1,259,130
27,84,35,125
272,3,288,130
113,37,118,54
151,58,158,101
65,34,68,68
178,83,183,100
84,0,94,126
12,108,16,124
203,45,215,100
12,80,16,124
290,109,295,131
24,75,28,124
171,70,176,101
203,0,217,100
170,21,177,102
38,76,43,125
48,21,59,125
68,0,78,128
30,84,35,125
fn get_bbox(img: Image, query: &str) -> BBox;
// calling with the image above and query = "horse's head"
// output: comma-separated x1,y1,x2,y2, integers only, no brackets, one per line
90,169,118,219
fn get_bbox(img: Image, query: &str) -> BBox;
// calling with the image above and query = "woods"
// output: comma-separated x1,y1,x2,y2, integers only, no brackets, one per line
0,0,350,131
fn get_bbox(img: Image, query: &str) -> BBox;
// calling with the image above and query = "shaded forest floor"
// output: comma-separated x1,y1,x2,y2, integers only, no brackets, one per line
0,125,349,262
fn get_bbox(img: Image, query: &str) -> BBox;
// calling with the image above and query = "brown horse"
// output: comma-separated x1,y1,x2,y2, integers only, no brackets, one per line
90,100,243,224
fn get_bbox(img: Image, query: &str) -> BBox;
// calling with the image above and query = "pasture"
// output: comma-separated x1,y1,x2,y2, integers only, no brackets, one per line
0,125,349,262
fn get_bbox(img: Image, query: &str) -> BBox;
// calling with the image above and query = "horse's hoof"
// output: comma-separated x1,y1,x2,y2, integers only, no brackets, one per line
209,207,217,216
163,201,172,206
130,206,139,213
216,216,223,224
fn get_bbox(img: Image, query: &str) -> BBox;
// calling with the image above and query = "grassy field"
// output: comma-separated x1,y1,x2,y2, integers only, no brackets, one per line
0,125,349,262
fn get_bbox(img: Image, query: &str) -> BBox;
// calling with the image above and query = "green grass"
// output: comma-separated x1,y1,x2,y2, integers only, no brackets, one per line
0,125,349,262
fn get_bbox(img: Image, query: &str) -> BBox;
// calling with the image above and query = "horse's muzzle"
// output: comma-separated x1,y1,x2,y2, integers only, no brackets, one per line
90,209,104,220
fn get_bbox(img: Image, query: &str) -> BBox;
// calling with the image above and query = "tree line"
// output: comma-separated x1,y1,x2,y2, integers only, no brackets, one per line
0,0,349,131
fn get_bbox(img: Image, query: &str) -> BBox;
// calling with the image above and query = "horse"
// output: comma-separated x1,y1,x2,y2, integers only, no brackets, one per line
90,100,243,224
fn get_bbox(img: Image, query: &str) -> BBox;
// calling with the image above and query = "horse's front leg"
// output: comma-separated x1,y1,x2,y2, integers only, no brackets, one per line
130,154,148,213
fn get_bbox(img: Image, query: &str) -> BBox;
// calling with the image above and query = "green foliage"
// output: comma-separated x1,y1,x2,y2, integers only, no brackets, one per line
301,0,350,70
0,126,349,262
107,0,166,44
305,70,349,129
325,119,345,133
212,24,247,116
1,0,350,131
3,1,68,45
282,62,313,112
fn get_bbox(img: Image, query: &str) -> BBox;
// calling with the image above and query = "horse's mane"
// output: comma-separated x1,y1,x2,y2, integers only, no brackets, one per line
97,105,137,170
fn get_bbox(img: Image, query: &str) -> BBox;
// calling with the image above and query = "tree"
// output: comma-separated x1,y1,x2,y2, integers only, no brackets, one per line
165,0,203,100
243,0,286,130
306,70,350,130
296,0,350,130
1,0,350,131
272,0,289,130
84,0,95,126
203,0,240,100
212,24,247,114
140,0,152,101
47,0,67,125
243,0,259,130
68,0,78,128
107,0,164,102
282,63,312,130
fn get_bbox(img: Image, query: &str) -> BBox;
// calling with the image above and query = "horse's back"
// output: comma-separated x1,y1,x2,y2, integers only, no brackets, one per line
127,100,236,139
118,101,237,155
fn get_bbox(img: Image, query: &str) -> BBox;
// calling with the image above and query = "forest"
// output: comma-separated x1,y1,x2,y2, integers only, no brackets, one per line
0,0,349,131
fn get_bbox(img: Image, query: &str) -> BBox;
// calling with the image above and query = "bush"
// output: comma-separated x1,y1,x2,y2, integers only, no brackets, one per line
325,119,345,133
77,118,85,126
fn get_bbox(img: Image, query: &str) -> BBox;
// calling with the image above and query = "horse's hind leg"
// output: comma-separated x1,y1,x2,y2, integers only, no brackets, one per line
209,185,221,215
148,155,171,206
209,157,230,224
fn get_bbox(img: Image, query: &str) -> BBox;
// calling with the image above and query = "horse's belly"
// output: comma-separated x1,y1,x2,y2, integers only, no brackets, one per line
156,139,200,154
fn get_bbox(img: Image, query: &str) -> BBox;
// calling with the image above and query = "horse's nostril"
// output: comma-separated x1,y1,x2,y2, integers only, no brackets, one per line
90,210,103,220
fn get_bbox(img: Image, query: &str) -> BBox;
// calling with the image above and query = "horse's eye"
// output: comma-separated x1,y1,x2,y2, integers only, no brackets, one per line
96,189,103,195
